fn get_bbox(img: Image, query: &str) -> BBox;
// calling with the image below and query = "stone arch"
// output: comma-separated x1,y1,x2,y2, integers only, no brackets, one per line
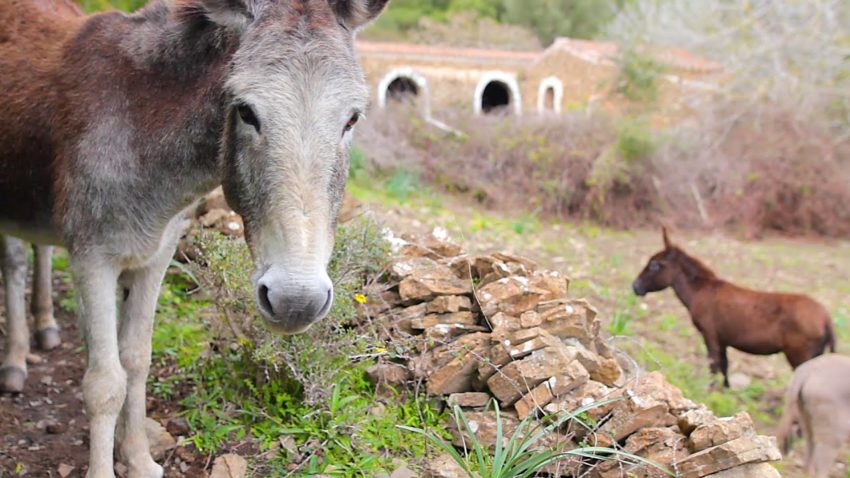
537,76,564,114
377,67,431,117
473,71,522,116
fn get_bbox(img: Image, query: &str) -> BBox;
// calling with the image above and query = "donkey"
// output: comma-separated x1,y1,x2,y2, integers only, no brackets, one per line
776,354,850,478
1,241,61,391
632,228,835,387
0,0,389,476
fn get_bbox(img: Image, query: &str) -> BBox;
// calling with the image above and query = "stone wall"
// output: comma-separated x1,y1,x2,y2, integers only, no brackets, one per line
365,232,781,478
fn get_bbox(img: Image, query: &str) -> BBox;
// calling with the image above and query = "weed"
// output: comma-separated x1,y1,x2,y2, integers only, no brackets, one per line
401,398,672,478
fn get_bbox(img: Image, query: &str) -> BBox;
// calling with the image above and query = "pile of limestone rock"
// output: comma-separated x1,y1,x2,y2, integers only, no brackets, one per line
364,233,782,478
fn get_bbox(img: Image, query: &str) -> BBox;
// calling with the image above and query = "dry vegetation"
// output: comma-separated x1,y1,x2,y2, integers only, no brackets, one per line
357,101,850,237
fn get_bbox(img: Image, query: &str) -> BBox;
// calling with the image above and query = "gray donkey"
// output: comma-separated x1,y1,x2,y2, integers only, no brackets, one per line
0,0,389,476
777,354,850,478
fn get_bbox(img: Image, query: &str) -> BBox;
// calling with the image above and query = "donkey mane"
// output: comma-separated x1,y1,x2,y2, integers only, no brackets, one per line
120,1,240,71
672,246,717,282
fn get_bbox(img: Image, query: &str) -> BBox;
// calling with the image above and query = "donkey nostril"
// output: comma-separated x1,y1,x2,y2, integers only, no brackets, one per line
258,284,274,317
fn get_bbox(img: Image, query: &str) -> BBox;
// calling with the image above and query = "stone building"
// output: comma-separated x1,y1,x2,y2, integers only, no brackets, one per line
357,38,721,121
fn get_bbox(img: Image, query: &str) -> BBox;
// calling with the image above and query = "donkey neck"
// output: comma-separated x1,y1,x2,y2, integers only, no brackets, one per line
108,3,240,203
670,250,717,311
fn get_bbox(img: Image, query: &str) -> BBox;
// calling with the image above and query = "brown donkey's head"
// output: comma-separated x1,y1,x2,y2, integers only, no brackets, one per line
192,0,388,334
632,227,679,296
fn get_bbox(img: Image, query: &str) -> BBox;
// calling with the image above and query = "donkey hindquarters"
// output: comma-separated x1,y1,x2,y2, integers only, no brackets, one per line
1,239,60,393
777,354,850,478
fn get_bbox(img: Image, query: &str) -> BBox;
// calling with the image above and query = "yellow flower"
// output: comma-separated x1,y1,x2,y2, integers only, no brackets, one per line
354,293,368,304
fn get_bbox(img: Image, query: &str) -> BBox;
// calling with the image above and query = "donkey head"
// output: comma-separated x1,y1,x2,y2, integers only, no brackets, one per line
632,227,679,296
196,0,388,334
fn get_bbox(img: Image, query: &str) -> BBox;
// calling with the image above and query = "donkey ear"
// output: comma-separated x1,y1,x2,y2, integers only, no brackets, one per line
328,0,390,30
662,226,671,249
185,0,259,31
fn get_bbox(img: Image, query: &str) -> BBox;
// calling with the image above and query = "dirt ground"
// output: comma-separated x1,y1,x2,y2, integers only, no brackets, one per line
0,281,209,478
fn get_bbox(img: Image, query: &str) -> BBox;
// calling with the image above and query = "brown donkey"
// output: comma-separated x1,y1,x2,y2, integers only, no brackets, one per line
0,0,389,476
632,228,835,387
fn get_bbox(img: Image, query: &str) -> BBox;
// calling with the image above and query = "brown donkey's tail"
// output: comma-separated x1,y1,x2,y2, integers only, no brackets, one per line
776,371,807,455
826,321,836,353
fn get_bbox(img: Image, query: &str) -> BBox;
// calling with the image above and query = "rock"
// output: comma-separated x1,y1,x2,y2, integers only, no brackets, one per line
26,353,43,365
144,417,177,461
688,412,755,452
427,295,472,314
520,310,542,328
535,299,599,343
426,334,489,395
515,365,589,419
477,276,547,317
678,407,717,436
410,311,478,330
677,435,782,478
599,396,676,442
367,362,412,388
210,454,248,478
424,323,488,342
527,270,569,301
57,464,74,478
45,420,66,434
447,410,520,450
448,392,491,409
199,208,229,228
703,462,781,478
425,453,469,478
630,372,697,416
390,464,418,478
589,357,622,387
166,417,190,436
544,380,614,420
389,256,439,280
398,263,472,301
487,348,587,406
594,427,688,478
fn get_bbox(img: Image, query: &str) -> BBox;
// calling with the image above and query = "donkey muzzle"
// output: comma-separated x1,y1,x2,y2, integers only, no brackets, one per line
256,267,333,334
632,280,647,296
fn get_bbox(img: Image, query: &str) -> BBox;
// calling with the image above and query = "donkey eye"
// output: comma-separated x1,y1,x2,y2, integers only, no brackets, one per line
343,112,360,134
236,103,260,133
649,261,662,272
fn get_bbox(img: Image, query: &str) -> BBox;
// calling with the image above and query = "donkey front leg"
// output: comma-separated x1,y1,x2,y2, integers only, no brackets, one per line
74,257,125,478
32,245,61,351
115,249,173,478
0,236,29,393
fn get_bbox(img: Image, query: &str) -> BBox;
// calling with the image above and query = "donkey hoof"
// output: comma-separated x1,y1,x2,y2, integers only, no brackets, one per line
35,327,62,351
0,366,27,393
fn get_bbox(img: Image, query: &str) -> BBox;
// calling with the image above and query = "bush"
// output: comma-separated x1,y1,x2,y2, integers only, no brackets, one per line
357,103,850,237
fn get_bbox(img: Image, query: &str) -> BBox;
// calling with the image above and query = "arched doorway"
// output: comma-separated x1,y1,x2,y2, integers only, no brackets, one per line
377,68,431,118
473,72,522,116
537,76,564,115
481,81,510,114
386,76,418,103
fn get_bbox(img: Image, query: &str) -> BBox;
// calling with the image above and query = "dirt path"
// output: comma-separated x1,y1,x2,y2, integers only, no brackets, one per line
0,280,209,478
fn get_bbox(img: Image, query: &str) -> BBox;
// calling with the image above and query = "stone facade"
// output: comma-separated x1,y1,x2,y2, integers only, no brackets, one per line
357,38,721,122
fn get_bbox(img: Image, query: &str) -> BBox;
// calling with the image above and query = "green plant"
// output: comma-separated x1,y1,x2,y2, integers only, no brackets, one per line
609,310,632,336
401,399,672,478
614,48,666,104
384,168,423,201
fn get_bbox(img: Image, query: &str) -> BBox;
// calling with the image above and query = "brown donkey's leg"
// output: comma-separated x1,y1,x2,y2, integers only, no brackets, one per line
0,236,30,393
718,346,730,388
32,245,61,351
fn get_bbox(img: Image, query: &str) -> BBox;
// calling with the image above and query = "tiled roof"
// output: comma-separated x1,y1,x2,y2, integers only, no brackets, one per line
543,37,721,73
356,41,540,64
